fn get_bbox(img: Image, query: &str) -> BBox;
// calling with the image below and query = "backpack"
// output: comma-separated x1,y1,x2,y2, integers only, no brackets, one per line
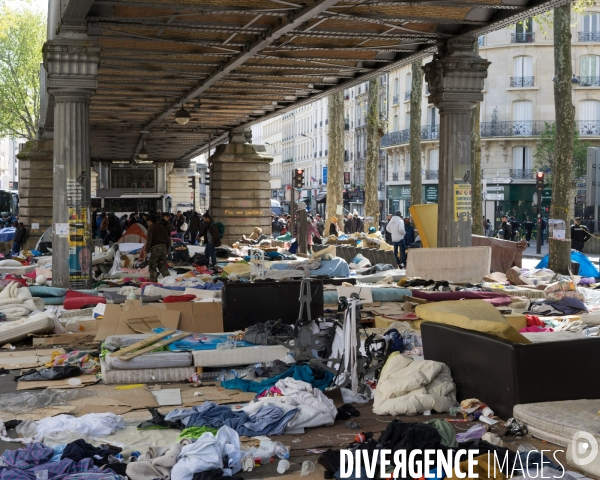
216,222,225,239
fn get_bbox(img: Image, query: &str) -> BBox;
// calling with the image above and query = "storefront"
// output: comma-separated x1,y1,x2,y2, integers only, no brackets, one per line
387,185,438,217
484,184,551,231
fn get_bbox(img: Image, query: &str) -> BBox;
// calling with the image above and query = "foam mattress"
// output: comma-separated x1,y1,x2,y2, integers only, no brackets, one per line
0,265,35,275
0,316,55,346
192,344,289,367
105,351,193,370
100,358,195,384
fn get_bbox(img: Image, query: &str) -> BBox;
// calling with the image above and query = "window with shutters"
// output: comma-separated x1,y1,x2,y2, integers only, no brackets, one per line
580,13,600,42
511,146,533,178
511,56,534,87
512,18,534,43
578,99,600,135
580,55,600,86
426,149,439,179
425,107,439,139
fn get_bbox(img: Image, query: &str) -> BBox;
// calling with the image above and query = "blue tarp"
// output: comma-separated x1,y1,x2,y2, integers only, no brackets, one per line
221,364,334,392
270,257,351,278
535,250,600,278
0,227,15,243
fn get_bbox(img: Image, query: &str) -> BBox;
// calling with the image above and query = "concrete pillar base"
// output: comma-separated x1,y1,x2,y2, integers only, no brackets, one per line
17,139,54,249
209,138,273,246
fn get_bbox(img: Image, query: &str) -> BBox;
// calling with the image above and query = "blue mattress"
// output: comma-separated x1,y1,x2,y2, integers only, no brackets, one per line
0,228,15,243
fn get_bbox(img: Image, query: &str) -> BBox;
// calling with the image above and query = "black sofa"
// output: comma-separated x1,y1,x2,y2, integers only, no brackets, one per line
421,322,600,419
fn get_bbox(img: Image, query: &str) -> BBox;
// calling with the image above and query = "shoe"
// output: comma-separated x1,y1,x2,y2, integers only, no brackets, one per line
338,403,361,417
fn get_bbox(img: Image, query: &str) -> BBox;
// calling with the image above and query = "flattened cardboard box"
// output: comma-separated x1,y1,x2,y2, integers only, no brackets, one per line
155,302,223,333
94,304,180,341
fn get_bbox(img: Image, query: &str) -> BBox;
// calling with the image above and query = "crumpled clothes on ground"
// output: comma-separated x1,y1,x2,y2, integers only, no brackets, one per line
126,442,182,480
379,419,441,452
164,401,297,437
0,282,45,321
192,468,245,480
519,326,555,333
30,413,125,442
15,365,82,382
525,315,544,327
455,424,487,442
243,319,294,346
0,442,122,479
179,426,218,440
423,419,458,447
44,351,99,375
362,264,395,275
544,280,585,302
221,364,334,393
61,439,122,466
171,426,250,480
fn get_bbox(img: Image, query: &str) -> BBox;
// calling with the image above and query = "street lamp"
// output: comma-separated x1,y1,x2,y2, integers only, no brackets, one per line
138,142,149,159
175,105,191,125
301,133,315,156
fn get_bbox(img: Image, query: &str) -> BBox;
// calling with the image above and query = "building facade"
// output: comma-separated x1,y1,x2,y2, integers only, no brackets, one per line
0,137,24,191
382,15,600,229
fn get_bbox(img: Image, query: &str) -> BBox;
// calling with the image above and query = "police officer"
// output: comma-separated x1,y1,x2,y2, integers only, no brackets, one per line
571,217,592,252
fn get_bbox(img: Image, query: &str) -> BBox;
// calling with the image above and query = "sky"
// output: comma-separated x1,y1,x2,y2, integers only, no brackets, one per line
5,0,47,13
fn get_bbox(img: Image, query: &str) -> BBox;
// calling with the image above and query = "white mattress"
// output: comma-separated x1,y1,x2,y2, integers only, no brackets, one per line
105,351,193,370
0,316,55,346
0,265,35,275
193,345,289,367
100,358,195,384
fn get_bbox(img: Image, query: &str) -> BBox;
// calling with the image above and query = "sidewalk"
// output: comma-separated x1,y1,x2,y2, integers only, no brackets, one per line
521,239,600,263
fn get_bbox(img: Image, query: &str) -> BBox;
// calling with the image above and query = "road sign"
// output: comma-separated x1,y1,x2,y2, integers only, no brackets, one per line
486,193,504,200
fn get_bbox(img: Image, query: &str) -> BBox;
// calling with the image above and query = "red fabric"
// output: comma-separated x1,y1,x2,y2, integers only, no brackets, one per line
63,290,106,310
162,294,195,303
525,314,544,327
410,290,512,307
4,277,29,287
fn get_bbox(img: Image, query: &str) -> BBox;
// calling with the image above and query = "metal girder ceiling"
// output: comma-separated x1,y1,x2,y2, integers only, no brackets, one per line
57,0,569,166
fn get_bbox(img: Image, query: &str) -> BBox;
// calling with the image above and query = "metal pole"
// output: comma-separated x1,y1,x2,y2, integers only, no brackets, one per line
298,207,308,254
536,190,542,255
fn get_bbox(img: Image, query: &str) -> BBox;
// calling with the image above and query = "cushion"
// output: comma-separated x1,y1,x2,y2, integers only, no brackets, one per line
63,291,106,310
414,299,530,344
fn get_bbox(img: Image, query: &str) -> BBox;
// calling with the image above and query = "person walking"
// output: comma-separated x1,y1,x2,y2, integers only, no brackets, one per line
523,216,534,246
509,216,520,241
11,221,27,256
99,212,109,241
571,217,592,252
500,215,512,241
145,215,171,282
315,214,325,237
386,211,406,267
307,218,321,254
174,211,186,240
188,212,201,244
202,213,221,269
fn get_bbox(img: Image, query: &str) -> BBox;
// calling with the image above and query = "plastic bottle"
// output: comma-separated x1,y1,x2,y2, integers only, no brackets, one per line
300,460,315,476
274,441,290,459
277,460,290,474
584,327,600,336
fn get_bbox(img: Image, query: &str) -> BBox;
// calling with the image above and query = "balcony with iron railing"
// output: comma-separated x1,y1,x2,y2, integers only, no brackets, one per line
579,76,600,86
579,31,600,42
578,120,600,135
511,32,535,43
391,173,399,181
480,120,545,137
283,158,293,164
404,172,411,180
392,94,399,105
405,91,411,101
510,169,535,179
510,76,535,87
425,170,439,180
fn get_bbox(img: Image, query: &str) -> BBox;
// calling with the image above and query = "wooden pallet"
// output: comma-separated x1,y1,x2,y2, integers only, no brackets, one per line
117,332,190,361
113,330,175,357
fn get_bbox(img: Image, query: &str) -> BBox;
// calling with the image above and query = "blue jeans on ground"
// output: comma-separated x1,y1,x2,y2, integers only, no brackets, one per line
11,242,21,256
205,243,217,267
393,239,406,266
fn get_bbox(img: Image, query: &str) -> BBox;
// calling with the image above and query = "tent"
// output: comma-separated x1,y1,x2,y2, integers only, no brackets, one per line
118,223,147,244
535,250,600,278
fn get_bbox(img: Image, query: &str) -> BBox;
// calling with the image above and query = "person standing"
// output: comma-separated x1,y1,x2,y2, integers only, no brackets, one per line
188,212,201,244
174,211,186,240
540,217,546,246
315,214,325,237
509,216,520,241
99,212,109,240
500,215,512,241
329,216,339,236
403,217,415,247
307,218,321,254
381,214,393,244
386,211,406,267
344,213,354,234
145,215,171,282
485,219,493,237
571,217,592,252
523,216,534,246
11,221,27,256
202,213,221,269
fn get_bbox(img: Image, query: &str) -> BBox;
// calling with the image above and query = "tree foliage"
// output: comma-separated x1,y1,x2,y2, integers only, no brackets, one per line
533,122,589,180
0,1,46,140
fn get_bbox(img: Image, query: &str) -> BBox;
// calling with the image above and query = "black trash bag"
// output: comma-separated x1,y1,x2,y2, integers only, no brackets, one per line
190,253,208,266
137,407,182,430
243,319,294,346
15,365,82,382
172,246,190,263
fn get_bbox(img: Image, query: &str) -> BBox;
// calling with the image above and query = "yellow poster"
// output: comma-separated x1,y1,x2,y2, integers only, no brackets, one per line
454,183,472,220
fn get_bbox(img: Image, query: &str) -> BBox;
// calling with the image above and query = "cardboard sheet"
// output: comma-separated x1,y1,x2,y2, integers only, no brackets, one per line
151,388,182,406
94,305,180,341
0,348,66,368
126,316,164,334
84,384,160,409
16,374,99,390
155,302,223,333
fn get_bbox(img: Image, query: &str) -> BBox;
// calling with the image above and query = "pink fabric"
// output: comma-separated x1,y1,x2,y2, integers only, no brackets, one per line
307,222,320,246
519,326,555,333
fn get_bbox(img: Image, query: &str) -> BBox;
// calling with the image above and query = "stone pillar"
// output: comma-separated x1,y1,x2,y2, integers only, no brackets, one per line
423,38,489,247
43,26,100,288
209,128,273,245
17,139,54,249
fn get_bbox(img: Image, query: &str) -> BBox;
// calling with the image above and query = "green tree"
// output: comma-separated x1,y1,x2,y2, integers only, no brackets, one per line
0,2,46,140
533,122,590,180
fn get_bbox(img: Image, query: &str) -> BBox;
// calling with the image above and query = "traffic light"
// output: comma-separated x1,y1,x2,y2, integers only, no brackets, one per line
293,169,304,189
188,176,196,189
205,170,210,184
535,172,544,192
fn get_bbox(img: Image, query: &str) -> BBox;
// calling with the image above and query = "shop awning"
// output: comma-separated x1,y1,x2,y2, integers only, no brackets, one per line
316,193,327,204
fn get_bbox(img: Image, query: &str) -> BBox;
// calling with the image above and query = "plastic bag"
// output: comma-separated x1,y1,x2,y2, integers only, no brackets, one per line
340,388,371,404
0,389,96,414
15,366,82,382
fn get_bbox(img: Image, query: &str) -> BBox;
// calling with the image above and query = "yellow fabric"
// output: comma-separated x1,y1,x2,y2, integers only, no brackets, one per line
223,262,251,275
414,299,530,344
446,454,506,480
409,203,438,248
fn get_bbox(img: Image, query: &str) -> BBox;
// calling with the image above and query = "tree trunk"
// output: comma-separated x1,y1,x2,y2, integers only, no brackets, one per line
549,4,574,275
365,77,381,231
471,43,483,236
409,60,423,211
326,90,345,235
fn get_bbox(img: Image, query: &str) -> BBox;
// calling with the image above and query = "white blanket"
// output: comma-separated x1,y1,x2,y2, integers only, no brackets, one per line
373,353,458,416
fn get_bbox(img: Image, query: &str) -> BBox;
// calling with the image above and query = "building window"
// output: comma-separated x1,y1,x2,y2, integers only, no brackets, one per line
429,149,439,171
580,55,600,86
579,99,600,134
511,56,534,87
394,78,399,96
405,112,410,129
512,18,534,43
405,73,412,100
580,13,600,41
513,100,533,135
393,115,399,132
512,146,533,178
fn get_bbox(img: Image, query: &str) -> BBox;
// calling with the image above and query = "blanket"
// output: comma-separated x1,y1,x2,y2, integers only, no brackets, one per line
373,353,458,416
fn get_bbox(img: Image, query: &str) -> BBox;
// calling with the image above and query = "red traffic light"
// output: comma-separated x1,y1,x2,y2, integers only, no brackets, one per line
536,172,544,179
296,169,303,174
